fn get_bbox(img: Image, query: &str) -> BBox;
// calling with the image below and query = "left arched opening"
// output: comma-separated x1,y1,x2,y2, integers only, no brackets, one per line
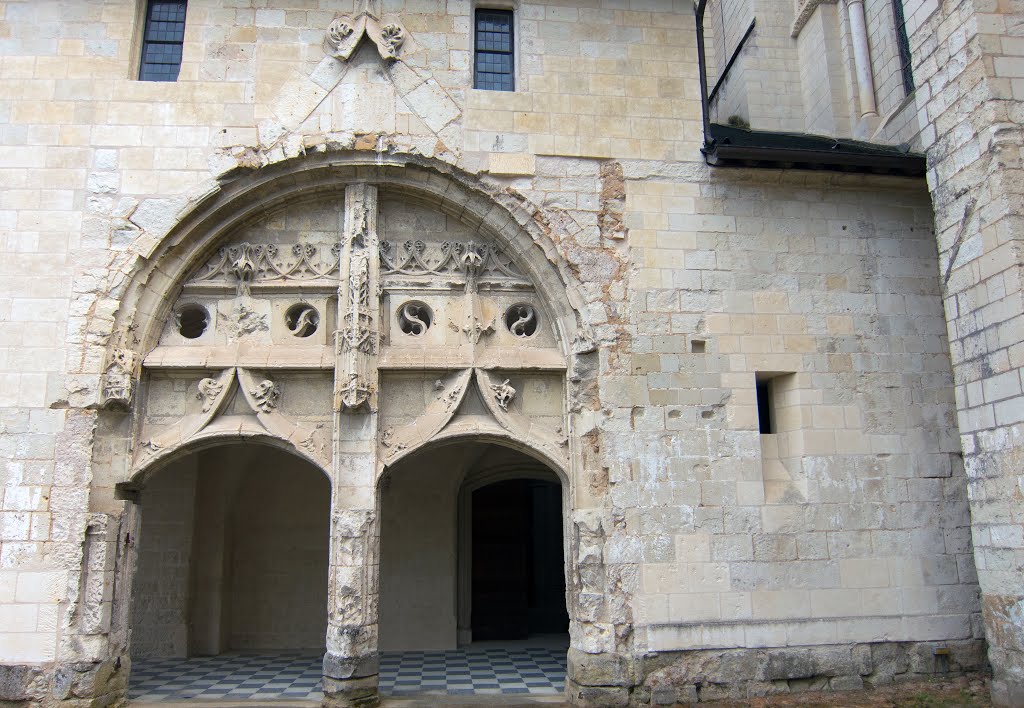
128,442,329,701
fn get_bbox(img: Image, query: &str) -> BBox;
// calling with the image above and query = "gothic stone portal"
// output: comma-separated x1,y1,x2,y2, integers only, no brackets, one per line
106,176,584,707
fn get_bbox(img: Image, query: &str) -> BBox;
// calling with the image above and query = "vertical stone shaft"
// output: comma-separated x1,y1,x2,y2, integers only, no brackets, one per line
324,183,381,708
336,183,380,413
846,0,877,118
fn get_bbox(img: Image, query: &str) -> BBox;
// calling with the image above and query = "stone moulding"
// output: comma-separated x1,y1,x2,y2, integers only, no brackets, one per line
131,367,328,475
377,368,568,473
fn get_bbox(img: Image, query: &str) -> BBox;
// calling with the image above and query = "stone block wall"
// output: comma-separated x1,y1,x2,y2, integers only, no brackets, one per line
615,172,981,688
130,458,197,658
797,3,852,137
904,0,1024,704
0,0,1011,705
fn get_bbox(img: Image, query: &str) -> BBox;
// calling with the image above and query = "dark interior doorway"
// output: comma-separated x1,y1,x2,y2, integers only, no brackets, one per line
470,479,568,640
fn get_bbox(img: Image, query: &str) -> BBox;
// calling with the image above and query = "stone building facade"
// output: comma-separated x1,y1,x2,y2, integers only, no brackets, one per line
0,0,1021,706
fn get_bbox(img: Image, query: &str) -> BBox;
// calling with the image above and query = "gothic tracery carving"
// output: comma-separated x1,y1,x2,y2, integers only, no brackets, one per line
379,240,527,284
189,242,341,289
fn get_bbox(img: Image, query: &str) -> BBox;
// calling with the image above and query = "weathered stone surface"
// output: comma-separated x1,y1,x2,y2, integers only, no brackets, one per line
323,651,379,680
0,1,1012,706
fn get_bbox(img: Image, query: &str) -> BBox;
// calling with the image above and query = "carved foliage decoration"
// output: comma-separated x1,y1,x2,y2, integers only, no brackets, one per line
323,0,409,62
449,312,495,345
196,377,224,412
490,379,516,411
250,379,281,413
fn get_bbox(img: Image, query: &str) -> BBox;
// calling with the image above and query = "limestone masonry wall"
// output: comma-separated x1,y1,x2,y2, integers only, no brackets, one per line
0,0,1018,706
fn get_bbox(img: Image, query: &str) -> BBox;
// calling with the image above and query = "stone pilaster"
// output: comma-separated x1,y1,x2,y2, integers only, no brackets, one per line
324,183,382,707
910,2,1024,704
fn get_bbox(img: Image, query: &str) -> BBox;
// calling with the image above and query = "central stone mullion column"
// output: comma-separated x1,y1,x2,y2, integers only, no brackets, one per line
323,183,382,708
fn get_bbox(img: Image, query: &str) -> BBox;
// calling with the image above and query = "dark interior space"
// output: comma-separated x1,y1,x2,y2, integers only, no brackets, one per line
471,479,568,640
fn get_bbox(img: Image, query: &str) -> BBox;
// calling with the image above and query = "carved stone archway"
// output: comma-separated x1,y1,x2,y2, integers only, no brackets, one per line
88,151,591,707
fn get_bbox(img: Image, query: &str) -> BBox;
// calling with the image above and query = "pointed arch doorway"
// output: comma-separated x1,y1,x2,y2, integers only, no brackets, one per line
379,440,569,697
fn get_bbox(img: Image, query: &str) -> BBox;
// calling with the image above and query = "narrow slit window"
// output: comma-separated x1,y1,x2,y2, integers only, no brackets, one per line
755,377,776,434
474,9,514,91
139,0,187,82
891,0,914,95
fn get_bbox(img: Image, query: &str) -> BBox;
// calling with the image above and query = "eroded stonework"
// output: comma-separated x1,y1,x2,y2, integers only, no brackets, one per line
1,1,1018,707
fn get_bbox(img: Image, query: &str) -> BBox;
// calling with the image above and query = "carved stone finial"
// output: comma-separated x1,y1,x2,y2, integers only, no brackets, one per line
251,379,281,413
196,378,224,413
228,245,257,296
323,7,408,62
461,241,484,294
490,379,516,412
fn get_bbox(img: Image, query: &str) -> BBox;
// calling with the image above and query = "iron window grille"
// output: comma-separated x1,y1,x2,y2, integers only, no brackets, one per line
474,9,514,91
139,0,187,82
892,0,914,95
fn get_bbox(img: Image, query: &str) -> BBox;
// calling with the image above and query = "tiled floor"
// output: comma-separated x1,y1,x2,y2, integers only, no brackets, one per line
130,642,567,702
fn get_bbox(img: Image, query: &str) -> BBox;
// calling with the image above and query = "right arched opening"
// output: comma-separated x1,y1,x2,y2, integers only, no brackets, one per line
379,440,569,697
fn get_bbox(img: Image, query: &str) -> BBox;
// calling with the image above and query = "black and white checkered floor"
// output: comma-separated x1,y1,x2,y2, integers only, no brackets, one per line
130,643,567,701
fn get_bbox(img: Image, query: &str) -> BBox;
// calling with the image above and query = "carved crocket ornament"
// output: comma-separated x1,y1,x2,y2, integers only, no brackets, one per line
323,0,409,62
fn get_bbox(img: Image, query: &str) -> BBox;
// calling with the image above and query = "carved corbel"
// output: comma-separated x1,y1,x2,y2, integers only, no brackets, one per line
337,372,375,412
572,330,598,355
101,347,140,410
